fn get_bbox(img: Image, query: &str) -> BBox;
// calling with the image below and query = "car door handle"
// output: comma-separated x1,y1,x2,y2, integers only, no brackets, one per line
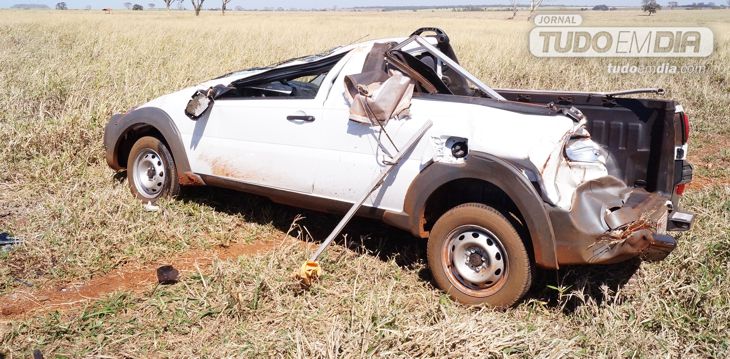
287,115,315,122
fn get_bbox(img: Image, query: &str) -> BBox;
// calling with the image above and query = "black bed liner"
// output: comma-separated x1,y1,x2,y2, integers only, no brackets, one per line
496,89,679,196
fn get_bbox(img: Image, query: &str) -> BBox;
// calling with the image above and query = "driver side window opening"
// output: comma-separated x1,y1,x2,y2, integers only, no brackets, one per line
228,72,329,99
219,52,347,100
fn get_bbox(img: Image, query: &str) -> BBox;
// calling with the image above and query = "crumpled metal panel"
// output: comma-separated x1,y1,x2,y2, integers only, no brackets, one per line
550,175,675,265
344,43,415,125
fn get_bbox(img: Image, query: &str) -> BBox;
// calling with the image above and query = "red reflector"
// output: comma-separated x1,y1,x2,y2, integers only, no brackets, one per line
682,112,691,143
675,183,687,196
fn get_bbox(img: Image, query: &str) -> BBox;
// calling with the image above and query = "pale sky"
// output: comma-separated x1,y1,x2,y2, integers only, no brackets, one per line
2,0,650,10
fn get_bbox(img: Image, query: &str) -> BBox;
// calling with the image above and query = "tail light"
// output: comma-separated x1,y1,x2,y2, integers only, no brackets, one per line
674,111,692,196
681,112,690,144
675,183,687,196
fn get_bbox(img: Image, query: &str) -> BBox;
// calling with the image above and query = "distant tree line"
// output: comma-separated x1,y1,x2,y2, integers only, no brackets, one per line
642,0,661,14
11,3,50,9
682,1,728,9
591,4,617,10
40,1,730,14
49,0,237,15
122,2,143,10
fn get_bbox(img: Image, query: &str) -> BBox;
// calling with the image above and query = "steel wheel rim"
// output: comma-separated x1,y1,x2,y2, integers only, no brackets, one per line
444,225,508,293
132,149,166,198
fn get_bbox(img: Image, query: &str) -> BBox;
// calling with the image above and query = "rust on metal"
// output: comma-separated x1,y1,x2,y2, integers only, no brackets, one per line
418,214,430,238
178,171,206,186
594,216,657,253
209,158,245,179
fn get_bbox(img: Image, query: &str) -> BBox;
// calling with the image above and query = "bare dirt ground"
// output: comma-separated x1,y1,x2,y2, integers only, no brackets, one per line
0,239,288,318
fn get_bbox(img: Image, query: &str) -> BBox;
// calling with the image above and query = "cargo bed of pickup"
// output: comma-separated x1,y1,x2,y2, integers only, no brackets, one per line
497,88,694,263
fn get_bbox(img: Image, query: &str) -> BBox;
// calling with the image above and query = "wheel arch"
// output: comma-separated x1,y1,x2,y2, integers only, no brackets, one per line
104,107,204,186
401,152,559,269
116,124,167,169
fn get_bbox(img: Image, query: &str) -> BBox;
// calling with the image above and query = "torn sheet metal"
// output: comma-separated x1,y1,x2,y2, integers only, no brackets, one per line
551,176,674,264
344,42,415,125
345,71,414,124
529,107,610,211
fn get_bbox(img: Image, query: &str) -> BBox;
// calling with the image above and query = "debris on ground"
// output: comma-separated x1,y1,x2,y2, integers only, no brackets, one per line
144,201,160,212
156,265,179,285
14,277,33,287
0,232,22,252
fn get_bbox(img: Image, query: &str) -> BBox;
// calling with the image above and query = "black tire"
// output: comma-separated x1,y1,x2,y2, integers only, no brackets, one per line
427,203,532,307
126,136,180,202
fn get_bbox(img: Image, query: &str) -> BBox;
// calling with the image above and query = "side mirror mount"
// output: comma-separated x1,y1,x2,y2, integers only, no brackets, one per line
184,90,212,120
184,84,235,120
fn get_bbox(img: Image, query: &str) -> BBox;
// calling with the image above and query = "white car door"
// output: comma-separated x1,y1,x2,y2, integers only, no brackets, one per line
186,69,339,194
188,99,323,193
311,45,432,213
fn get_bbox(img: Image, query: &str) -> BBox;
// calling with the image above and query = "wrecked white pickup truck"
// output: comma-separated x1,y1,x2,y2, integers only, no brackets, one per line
104,28,694,307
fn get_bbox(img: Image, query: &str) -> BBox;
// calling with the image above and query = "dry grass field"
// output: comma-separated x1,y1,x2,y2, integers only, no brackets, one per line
0,8,729,357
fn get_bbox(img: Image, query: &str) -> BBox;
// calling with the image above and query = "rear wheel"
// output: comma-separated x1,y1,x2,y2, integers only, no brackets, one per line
427,203,532,307
126,136,179,202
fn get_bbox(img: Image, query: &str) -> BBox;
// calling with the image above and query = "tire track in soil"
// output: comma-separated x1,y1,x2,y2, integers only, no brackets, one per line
0,239,292,320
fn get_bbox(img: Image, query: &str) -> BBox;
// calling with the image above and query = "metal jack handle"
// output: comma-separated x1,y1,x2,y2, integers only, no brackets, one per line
308,120,433,263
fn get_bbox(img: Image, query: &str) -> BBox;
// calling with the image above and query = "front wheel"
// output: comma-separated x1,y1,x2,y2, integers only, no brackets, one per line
427,203,532,307
126,136,180,202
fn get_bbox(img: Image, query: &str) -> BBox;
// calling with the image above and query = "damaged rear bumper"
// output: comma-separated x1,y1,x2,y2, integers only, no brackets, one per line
548,176,687,265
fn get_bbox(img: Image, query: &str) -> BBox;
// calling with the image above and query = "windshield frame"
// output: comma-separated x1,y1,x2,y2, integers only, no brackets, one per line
392,35,506,101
